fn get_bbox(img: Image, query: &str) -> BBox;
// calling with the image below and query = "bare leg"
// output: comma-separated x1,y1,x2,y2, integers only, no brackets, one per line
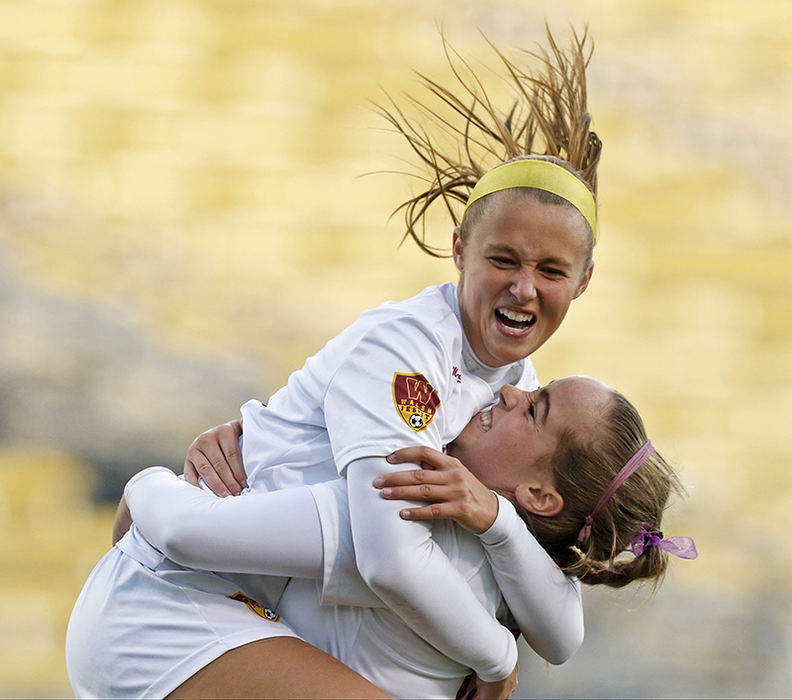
166,637,390,699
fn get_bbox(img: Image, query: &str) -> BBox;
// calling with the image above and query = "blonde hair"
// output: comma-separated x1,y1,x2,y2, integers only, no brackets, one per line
513,391,684,589
375,26,602,258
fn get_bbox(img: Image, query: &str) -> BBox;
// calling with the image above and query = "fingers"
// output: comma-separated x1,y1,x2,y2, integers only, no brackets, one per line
378,482,462,503
219,421,246,488
183,458,199,486
184,422,246,497
374,467,450,489
377,468,499,534
397,503,460,522
386,446,460,470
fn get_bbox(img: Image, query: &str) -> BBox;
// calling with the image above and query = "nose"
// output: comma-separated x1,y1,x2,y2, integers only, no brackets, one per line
498,385,525,410
509,268,537,302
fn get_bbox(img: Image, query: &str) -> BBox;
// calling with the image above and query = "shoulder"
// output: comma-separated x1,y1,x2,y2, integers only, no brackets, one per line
363,284,457,327
351,284,462,353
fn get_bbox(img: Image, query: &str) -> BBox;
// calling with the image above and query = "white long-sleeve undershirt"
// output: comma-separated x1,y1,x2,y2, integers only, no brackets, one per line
125,465,583,676
345,456,517,682
481,494,584,664
126,464,517,681
125,467,324,578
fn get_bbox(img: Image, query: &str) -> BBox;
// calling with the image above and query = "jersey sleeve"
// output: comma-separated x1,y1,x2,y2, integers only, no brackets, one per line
323,314,451,471
479,494,584,664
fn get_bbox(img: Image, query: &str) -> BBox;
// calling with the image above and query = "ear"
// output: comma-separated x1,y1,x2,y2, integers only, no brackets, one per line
573,261,594,299
452,227,464,272
514,481,564,517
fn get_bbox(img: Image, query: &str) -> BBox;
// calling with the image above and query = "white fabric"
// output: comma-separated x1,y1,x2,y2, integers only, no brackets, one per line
345,456,517,681
237,283,522,493
125,467,324,579
71,283,584,696
278,577,504,700
126,469,511,699
233,282,533,680
481,494,584,664
126,472,585,684
65,546,299,699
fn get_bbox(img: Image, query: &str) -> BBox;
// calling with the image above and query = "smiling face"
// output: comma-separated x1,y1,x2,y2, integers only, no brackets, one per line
454,191,593,367
448,377,612,498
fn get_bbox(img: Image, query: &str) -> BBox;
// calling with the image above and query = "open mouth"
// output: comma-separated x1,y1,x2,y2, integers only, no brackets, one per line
495,308,536,331
480,409,492,432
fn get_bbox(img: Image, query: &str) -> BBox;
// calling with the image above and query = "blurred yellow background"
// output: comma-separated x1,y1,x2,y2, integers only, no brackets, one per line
1,1,790,697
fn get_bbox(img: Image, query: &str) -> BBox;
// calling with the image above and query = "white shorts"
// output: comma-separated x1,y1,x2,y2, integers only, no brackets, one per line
66,546,300,699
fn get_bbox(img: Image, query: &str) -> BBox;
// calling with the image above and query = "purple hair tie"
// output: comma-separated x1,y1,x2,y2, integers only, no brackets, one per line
630,525,698,559
577,440,654,545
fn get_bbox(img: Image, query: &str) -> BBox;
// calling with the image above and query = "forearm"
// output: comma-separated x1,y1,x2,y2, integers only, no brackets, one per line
480,494,584,664
347,458,517,682
124,467,323,577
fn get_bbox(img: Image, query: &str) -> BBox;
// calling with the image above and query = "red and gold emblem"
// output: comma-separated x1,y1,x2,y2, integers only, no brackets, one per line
392,372,441,433
227,592,281,622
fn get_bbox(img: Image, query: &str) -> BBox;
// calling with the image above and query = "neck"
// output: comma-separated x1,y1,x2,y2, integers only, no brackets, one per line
451,283,515,390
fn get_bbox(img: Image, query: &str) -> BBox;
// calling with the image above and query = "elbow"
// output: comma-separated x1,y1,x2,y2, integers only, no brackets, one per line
542,579,585,665
355,548,413,601
544,628,584,666
151,515,199,565
538,618,584,666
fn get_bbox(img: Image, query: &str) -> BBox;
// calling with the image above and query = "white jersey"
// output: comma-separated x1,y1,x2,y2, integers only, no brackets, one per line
278,494,518,700
119,282,539,634
110,462,583,698
73,283,586,696
239,281,537,492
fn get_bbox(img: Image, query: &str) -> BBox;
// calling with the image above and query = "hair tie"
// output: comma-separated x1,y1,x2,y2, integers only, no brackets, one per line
577,440,654,545
629,525,698,559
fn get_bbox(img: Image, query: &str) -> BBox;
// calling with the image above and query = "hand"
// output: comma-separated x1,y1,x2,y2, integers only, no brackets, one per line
112,495,133,545
474,663,518,700
183,420,246,496
376,446,499,534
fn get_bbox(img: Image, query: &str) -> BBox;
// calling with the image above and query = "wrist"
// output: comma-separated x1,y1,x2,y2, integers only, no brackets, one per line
473,490,500,534
479,493,518,543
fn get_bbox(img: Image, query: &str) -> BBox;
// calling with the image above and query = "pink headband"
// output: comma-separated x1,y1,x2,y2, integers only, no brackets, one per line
577,440,654,545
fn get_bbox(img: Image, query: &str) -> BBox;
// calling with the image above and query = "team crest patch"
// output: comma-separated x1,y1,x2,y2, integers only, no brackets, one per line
392,372,441,433
227,592,281,622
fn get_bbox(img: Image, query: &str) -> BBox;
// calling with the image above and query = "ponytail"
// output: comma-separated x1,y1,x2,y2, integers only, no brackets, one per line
514,392,691,589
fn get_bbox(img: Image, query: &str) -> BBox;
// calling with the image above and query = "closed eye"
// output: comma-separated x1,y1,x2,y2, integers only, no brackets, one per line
541,266,568,278
489,256,518,268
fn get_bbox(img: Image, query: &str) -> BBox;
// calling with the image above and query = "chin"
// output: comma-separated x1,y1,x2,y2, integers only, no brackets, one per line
491,345,536,366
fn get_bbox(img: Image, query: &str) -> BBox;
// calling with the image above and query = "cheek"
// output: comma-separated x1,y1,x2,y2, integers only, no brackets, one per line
543,284,575,316
476,269,511,300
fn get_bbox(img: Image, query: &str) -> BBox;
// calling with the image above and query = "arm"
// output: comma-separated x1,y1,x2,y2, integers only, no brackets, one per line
346,456,518,683
379,446,584,664
124,466,324,578
480,495,583,664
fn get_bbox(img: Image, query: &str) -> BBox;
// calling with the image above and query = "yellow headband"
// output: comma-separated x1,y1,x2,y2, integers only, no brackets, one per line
464,160,597,241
